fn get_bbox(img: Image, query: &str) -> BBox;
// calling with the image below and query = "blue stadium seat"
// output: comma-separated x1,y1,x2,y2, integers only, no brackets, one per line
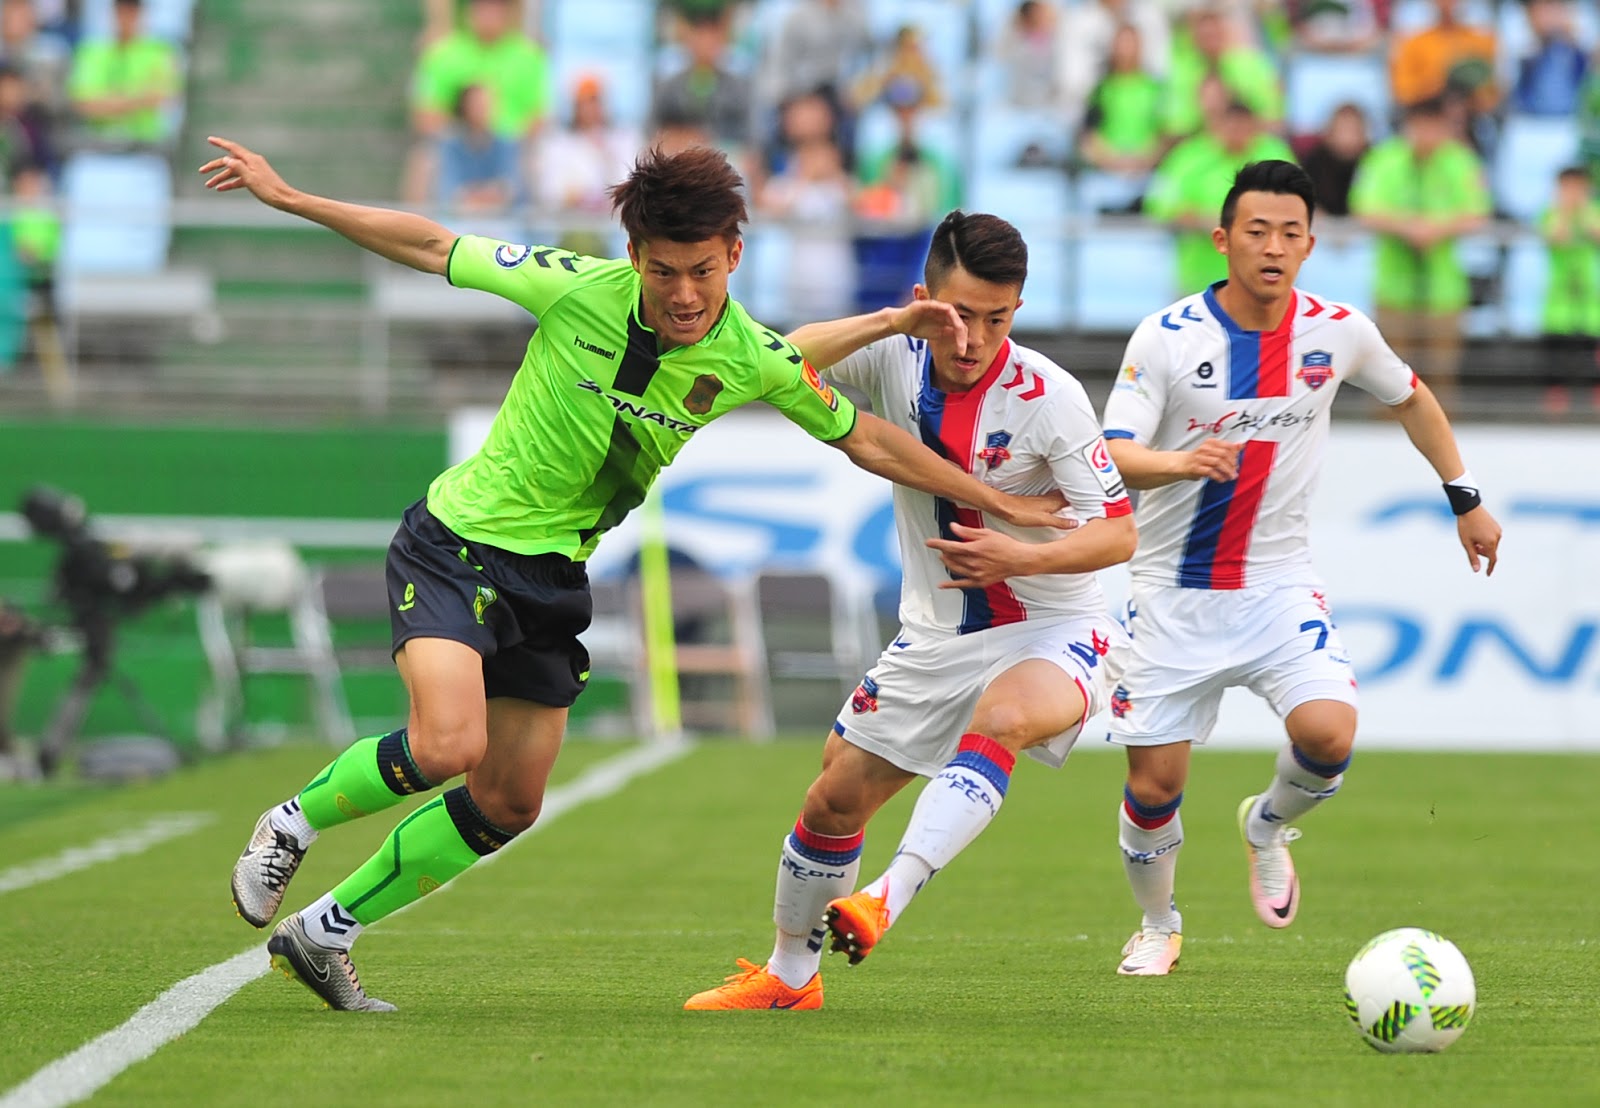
972,106,1071,171
1298,234,1375,312
1502,236,1548,339
865,0,972,86
550,53,653,128
1391,0,1492,34
59,153,172,276
1494,115,1579,222
1072,226,1176,332
1457,233,1502,338
1073,170,1147,216
968,167,1067,225
80,0,198,41
729,226,792,325
545,0,655,57
855,104,960,166
1284,52,1391,137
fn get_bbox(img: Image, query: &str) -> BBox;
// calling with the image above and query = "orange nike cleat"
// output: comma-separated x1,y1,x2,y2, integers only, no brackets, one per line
682,959,823,1010
824,888,891,965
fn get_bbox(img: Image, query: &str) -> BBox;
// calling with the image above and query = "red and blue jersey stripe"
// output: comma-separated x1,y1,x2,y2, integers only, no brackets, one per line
1178,288,1294,588
917,342,1027,634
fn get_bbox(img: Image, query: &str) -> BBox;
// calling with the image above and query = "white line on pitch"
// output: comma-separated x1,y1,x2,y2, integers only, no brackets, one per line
0,740,692,1108
0,813,215,897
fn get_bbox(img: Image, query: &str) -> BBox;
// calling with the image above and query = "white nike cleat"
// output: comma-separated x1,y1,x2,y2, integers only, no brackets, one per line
267,912,395,1012
1238,794,1301,929
1117,925,1183,976
231,808,307,928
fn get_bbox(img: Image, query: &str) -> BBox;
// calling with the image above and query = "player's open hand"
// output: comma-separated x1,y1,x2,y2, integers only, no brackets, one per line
1457,505,1501,577
987,489,1079,531
199,136,295,209
888,299,967,357
1183,438,1242,482
928,522,1037,588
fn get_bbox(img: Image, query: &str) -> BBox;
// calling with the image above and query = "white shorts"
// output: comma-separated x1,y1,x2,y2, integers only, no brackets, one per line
1106,581,1359,748
833,614,1129,777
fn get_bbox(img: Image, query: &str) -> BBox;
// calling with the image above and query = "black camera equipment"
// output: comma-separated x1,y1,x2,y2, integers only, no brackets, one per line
21,487,211,775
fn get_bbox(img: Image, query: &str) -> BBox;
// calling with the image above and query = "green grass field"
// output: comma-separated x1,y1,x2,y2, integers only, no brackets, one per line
3,741,1596,1107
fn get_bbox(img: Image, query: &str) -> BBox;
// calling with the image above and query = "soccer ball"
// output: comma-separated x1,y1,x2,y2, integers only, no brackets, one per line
1343,928,1475,1053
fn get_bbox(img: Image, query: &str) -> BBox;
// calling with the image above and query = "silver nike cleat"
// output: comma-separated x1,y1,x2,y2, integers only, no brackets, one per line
231,808,308,928
266,912,396,1012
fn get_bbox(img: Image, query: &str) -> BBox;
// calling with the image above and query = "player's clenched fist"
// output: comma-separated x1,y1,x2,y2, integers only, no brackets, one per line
1183,438,1242,483
200,136,296,210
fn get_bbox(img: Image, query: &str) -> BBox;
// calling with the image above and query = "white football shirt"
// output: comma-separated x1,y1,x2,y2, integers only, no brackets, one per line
1102,284,1417,590
830,335,1131,634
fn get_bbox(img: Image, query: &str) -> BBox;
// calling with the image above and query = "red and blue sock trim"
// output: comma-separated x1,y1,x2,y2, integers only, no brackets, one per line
1292,746,1351,778
789,818,864,867
947,733,1015,798
1123,786,1182,829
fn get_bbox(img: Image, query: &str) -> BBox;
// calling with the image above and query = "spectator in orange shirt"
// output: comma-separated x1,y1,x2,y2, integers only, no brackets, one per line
1390,0,1499,116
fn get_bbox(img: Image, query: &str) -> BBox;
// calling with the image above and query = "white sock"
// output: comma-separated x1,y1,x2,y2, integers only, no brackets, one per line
1247,743,1347,846
863,734,1015,928
300,892,362,951
1119,788,1184,934
767,820,862,989
269,796,318,847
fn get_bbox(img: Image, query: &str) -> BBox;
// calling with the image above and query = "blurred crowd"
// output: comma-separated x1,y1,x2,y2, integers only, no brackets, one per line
400,0,1599,406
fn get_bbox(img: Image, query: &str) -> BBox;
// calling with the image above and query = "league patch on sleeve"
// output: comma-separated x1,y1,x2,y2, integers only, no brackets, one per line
1081,436,1126,499
802,361,839,411
494,243,532,269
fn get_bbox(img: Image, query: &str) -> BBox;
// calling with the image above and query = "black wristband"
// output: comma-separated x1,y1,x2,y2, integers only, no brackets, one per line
1443,481,1482,516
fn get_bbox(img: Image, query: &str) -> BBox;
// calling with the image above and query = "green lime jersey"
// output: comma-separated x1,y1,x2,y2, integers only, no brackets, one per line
426,235,859,560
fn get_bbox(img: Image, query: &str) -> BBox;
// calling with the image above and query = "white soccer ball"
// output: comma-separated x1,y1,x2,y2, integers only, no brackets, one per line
1344,928,1476,1053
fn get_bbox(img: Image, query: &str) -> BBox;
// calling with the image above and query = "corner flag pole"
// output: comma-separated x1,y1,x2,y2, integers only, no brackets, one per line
637,485,682,741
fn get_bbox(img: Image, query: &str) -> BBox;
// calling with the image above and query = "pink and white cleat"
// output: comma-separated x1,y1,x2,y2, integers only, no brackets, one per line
1238,794,1301,928
1116,926,1182,976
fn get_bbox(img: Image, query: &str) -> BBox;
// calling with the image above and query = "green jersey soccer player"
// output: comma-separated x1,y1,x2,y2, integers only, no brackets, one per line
203,135,1068,1011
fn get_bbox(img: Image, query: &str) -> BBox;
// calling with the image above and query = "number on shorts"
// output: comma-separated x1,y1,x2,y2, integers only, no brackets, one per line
1299,619,1329,650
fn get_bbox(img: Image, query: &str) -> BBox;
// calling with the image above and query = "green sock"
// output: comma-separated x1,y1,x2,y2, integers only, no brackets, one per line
333,786,515,925
298,728,436,831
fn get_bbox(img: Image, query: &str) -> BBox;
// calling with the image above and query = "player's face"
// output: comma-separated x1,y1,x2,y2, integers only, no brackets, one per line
918,265,1022,390
1214,190,1315,301
629,236,742,348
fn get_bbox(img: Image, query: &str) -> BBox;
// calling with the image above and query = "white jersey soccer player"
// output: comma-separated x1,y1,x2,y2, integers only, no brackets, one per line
685,211,1136,1010
1100,161,1501,977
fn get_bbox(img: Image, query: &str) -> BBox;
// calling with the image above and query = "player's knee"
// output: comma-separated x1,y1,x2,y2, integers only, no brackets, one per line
472,787,541,834
1294,729,1355,768
967,703,1037,753
1126,760,1186,806
406,718,487,782
801,777,867,838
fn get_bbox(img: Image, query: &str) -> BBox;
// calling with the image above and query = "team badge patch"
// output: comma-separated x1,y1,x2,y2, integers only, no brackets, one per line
851,676,880,714
493,243,531,269
684,373,724,416
802,361,839,411
1080,436,1126,499
1110,685,1132,718
1297,350,1334,390
978,430,1013,470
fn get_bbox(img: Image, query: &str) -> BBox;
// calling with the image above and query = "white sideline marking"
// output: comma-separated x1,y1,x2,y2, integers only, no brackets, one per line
0,741,691,1108
0,814,215,897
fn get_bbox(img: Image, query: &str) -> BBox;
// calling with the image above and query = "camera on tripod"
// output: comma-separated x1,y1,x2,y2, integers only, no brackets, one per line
19,486,212,776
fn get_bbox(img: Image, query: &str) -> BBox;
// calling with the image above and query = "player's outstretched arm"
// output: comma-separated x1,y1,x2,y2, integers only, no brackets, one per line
928,516,1137,589
200,136,455,275
1106,437,1241,489
1390,383,1503,576
786,300,967,370
832,412,1072,531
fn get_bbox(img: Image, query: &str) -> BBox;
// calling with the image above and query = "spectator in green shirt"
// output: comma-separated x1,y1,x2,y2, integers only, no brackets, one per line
67,0,178,148
1079,23,1165,177
1145,97,1295,297
1349,97,1490,414
405,0,548,203
1164,7,1283,139
1538,165,1600,413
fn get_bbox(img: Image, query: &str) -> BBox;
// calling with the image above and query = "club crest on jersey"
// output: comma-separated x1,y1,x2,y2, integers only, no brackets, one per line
802,361,839,411
1297,350,1334,390
851,676,880,714
978,430,1013,470
684,373,724,415
493,243,531,268
1110,685,1132,718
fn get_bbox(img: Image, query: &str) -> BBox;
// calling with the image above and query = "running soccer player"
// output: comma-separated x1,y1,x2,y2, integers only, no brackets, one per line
203,138,1072,1012
683,211,1137,1011
1098,160,1502,976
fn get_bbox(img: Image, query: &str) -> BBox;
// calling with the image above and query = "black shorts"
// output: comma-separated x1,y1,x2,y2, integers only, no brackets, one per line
386,499,592,706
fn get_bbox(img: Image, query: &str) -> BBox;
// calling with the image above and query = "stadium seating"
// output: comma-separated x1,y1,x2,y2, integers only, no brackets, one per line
1390,0,1494,34
1299,232,1375,308
1502,236,1548,339
1494,115,1579,223
543,0,655,57
971,105,1072,171
78,0,199,42
1284,51,1392,138
1072,225,1176,332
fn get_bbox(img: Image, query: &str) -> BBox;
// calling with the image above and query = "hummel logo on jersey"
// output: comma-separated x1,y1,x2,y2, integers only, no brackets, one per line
576,379,700,433
1192,361,1217,388
573,335,617,360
